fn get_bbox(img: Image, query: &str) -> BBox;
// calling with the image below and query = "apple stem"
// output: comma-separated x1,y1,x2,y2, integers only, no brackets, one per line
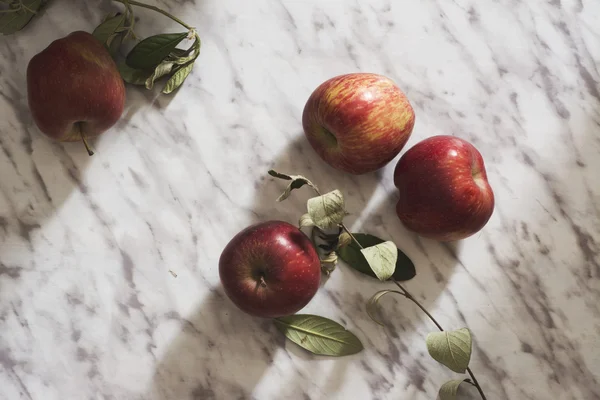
340,222,488,400
77,123,94,156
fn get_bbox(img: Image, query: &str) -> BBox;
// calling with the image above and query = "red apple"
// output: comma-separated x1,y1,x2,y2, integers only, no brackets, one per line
302,73,415,175
27,31,126,155
394,136,494,241
219,221,321,318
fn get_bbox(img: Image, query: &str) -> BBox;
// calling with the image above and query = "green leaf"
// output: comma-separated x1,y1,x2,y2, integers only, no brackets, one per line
307,190,346,230
0,0,44,35
439,379,469,400
145,60,175,90
426,328,472,373
274,314,363,357
338,233,416,281
299,213,315,229
168,39,201,65
126,32,188,70
162,62,194,94
92,13,126,45
169,48,189,58
107,32,125,57
366,290,404,326
118,62,152,85
268,170,319,202
360,241,397,281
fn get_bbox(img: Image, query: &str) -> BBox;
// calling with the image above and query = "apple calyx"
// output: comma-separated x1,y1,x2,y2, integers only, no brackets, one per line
259,276,267,287
76,123,95,156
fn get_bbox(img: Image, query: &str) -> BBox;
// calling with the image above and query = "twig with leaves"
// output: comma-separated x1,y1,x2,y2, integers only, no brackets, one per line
93,0,201,94
269,169,488,400
0,0,48,35
1,0,201,94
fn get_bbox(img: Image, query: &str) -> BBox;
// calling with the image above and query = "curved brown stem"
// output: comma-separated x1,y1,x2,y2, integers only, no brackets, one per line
392,277,487,399
390,279,443,330
466,367,487,400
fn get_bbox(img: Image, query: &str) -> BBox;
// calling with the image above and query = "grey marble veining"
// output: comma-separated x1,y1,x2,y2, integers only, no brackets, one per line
0,0,599,399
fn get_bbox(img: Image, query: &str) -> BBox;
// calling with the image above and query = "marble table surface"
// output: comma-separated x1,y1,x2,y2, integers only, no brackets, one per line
1,0,599,399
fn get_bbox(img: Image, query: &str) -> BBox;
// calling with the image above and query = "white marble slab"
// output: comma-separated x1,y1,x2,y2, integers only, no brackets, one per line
0,0,599,399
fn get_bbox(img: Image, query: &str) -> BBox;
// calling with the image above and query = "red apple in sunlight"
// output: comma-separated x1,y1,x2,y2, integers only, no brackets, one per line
302,73,415,175
219,221,321,318
27,31,126,155
394,136,494,241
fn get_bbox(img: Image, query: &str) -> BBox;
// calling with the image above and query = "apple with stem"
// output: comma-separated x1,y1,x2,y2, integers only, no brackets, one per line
219,221,321,318
27,31,126,156
394,135,495,241
302,73,415,175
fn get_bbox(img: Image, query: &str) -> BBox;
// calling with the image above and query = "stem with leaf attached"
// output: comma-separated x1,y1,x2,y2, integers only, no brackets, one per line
339,223,487,400
113,0,201,49
269,170,488,399
113,0,193,30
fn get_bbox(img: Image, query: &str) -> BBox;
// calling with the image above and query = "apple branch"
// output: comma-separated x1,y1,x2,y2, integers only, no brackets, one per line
340,223,488,400
269,169,488,400
114,0,193,30
391,279,487,399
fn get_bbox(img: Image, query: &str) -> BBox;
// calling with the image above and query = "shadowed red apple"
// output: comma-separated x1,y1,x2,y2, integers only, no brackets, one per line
302,73,415,175
27,31,126,155
219,221,321,318
394,136,494,241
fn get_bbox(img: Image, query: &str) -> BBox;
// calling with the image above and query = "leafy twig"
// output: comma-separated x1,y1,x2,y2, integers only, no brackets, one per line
269,169,488,400
114,0,193,30
343,224,487,400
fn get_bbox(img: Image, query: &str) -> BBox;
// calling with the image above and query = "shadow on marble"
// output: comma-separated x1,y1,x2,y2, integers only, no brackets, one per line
353,189,460,318
251,134,383,227
0,54,93,259
148,288,280,399
120,84,180,124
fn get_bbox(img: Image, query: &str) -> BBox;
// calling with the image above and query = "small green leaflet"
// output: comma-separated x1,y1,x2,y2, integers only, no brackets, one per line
126,32,188,70
267,170,319,202
366,290,404,326
307,190,346,230
439,379,469,400
118,62,152,86
0,0,45,35
337,233,416,281
145,61,175,90
360,241,397,281
162,62,194,94
299,213,315,228
426,328,472,373
92,13,126,45
274,314,363,357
